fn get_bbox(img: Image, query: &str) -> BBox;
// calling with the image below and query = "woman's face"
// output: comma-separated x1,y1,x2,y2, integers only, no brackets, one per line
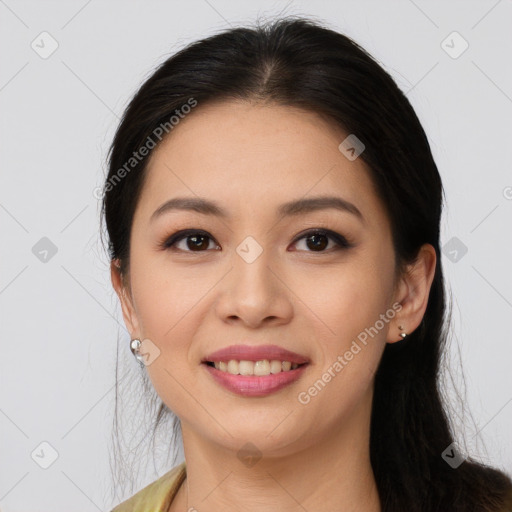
114,100,406,457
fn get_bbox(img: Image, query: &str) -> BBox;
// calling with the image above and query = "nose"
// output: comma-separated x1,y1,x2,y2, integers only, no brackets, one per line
214,247,293,329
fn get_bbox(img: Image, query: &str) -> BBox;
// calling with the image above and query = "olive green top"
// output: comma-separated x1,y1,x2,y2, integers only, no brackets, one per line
110,462,186,512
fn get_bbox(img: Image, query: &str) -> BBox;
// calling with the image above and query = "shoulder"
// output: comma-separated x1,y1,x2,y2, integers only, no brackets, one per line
110,462,186,512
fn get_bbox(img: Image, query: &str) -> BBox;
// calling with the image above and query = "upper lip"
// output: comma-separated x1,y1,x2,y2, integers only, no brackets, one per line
203,344,309,364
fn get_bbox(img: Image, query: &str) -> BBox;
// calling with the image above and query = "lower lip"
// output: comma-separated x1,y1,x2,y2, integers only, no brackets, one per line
203,363,308,397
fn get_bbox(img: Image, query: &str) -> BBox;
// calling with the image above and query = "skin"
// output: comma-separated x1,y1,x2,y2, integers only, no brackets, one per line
111,99,436,512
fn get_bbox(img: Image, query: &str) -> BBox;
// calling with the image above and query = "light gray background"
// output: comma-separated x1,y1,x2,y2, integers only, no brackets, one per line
1,0,511,510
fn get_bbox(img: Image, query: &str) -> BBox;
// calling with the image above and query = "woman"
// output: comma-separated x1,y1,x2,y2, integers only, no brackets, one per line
104,16,512,512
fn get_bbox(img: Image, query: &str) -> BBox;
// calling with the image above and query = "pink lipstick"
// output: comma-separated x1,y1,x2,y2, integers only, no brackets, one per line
202,344,310,397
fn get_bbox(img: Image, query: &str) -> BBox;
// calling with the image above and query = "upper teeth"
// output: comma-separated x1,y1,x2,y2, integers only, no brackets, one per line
212,360,300,376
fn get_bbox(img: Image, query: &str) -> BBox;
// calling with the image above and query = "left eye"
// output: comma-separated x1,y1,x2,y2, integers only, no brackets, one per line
292,229,351,252
160,229,351,253
161,230,220,252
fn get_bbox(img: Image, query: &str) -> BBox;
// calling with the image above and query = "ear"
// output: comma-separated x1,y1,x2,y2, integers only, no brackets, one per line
388,243,437,343
110,259,140,338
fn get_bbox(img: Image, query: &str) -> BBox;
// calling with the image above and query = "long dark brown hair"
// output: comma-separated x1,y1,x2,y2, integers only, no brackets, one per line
101,16,512,510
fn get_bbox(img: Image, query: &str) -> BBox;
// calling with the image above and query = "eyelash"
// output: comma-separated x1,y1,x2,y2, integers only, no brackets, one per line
159,228,353,253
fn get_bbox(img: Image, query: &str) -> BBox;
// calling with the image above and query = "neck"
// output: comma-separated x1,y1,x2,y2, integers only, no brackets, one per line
174,391,381,512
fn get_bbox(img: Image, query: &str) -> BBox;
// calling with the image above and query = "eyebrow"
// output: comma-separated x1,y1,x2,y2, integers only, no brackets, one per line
151,195,364,223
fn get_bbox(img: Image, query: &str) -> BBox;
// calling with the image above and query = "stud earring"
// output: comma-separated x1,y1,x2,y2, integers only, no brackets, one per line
130,338,145,366
398,325,407,339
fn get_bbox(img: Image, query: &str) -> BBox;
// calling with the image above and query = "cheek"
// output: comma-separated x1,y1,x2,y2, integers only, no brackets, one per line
293,254,394,346
293,264,392,425
127,247,216,403
129,245,200,340
290,252,394,414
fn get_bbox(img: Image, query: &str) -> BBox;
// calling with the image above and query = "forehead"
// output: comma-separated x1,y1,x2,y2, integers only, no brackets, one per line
138,100,388,227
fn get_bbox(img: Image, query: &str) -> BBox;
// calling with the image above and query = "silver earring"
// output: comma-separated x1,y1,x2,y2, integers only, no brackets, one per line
398,325,407,339
130,338,145,365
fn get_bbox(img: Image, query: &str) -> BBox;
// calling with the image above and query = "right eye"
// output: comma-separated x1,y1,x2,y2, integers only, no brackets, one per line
159,229,220,252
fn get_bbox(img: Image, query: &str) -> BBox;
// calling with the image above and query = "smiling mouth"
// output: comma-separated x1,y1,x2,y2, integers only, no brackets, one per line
203,360,308,376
